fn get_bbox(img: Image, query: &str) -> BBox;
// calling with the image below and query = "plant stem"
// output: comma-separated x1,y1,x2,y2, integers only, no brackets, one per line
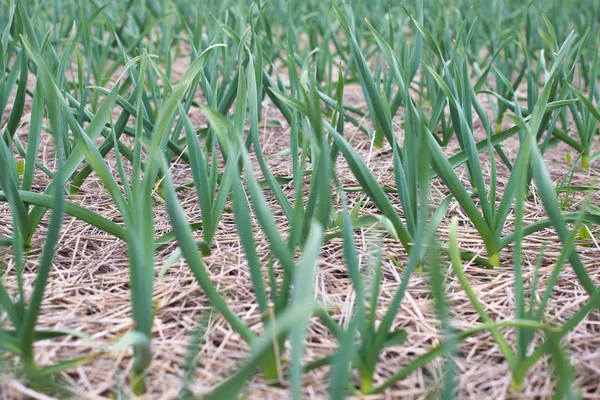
581,153,590,170
360,373,373,394
488,251,500,268
131,371,145,395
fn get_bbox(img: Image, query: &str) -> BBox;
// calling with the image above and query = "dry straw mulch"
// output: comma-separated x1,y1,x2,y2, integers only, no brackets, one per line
1,82,600,400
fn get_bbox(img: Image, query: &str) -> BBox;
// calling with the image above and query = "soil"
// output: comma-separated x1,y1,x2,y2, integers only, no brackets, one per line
1,67,599,400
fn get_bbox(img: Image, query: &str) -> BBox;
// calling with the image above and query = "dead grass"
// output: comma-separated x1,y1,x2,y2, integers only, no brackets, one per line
1,79,600,400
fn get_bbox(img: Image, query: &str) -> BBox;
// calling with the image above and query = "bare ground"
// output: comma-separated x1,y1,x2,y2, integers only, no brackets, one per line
1,77,600,400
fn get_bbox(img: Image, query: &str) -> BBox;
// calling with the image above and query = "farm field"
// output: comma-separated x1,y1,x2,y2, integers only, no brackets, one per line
1,0,600,398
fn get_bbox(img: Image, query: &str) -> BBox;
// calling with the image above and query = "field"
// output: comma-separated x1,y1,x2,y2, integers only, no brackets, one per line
1,0,600,398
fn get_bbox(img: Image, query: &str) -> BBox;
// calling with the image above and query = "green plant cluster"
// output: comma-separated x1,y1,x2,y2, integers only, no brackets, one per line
0,0,599,398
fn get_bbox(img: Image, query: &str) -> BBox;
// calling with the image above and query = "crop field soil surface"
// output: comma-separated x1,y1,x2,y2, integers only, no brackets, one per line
1,78,599,399
1,1,600,399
